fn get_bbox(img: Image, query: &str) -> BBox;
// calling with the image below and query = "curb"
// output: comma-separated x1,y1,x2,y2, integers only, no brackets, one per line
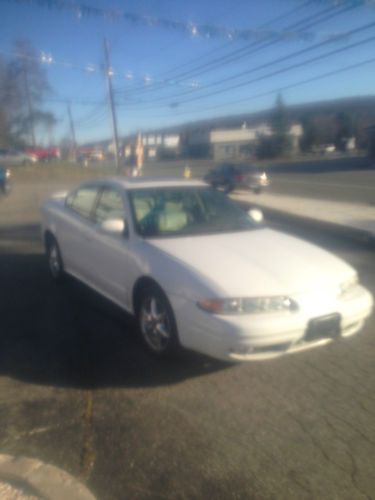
0,455,96,500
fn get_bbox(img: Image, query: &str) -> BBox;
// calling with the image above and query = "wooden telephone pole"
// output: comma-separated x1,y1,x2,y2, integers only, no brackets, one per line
103,38,120,172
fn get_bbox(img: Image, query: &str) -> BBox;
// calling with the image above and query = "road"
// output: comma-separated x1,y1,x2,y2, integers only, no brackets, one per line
0,180,375,500
141,156,375,205
268,170,375,205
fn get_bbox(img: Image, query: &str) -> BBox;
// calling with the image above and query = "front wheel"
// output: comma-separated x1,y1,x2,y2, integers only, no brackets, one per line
137,285,180,357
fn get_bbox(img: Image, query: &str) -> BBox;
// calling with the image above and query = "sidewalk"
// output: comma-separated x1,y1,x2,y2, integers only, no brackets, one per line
232,191,375,239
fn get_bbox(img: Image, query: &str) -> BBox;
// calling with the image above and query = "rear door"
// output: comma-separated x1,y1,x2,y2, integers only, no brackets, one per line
58,185,101,279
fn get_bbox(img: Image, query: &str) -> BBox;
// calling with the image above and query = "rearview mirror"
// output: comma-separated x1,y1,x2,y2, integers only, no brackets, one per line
100,218,126,235
248,208,264,223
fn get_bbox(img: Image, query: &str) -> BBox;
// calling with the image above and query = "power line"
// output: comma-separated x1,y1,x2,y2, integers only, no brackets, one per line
45,97,103,105
158,0,314,80
0,0,338,43
77,109,109,130
174,31,375,107
144,56,375,119
153,16,375,102
116,19,375,110
116,2,354,98
74,103,107,125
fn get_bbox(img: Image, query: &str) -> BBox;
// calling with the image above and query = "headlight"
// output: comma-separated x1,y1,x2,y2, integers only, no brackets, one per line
339,274,358,297
5,169,10,178
260,172,267,180
197,296,298,315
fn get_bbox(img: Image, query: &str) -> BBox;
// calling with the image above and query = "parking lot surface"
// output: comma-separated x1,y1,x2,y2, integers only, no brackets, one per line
0,178,374,500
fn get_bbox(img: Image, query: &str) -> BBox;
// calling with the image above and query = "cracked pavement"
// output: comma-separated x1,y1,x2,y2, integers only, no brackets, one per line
0,178,374,499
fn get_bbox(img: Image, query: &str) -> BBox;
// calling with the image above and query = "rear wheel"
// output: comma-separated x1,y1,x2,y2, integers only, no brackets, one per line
137,285,179,357
253,187,262,194
46,236,64,282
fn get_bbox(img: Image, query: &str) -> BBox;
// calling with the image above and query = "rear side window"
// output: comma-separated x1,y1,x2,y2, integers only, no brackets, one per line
67,186,99,219
218,165,234,174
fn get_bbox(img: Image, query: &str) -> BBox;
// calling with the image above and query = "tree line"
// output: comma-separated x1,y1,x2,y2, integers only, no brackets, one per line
0,40,56,149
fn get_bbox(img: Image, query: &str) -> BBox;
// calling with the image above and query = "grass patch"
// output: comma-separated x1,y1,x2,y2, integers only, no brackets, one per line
9,161,118,182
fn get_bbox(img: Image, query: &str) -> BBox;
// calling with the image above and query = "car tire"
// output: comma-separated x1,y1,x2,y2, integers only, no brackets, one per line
46,236,65,283
136,285,180,358
253,187,262,194
224,183,234,194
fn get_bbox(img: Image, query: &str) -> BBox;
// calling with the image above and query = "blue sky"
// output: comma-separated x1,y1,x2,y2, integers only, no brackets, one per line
1,0,375,144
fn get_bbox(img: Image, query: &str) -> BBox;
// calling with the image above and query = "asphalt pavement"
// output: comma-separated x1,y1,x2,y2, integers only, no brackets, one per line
0,179,375,500
142,155,375,205
268,170,375,205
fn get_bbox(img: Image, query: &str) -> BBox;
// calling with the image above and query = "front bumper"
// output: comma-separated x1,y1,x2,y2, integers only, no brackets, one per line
171,285,373,362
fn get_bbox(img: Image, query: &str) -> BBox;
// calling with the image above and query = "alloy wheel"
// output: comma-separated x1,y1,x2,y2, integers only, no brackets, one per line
139,295,172,353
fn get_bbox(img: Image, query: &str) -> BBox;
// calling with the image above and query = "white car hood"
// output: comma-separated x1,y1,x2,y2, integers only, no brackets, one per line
149,228,355,297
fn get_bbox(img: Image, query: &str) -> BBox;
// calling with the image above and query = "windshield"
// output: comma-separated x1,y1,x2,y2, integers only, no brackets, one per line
129,187,261,238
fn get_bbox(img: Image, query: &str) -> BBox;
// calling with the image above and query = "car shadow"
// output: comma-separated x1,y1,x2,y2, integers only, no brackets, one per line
0,251,231,390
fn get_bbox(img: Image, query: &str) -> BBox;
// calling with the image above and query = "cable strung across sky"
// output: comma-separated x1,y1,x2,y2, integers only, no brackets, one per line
115,2,356,97
115,19,375,109
0,0,360,43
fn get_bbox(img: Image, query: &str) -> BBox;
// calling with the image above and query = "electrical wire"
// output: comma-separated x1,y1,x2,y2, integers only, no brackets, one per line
141,56,375,119
114,17,375,111
116,2,351,97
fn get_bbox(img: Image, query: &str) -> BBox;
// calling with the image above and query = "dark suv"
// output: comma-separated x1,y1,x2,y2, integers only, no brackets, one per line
204,163,269,194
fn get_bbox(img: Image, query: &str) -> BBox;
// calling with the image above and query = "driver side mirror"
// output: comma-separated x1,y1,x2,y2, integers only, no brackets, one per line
248,208,264,223
100,218,126,235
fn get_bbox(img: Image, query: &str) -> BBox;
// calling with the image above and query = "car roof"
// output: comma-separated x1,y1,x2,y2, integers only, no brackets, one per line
80,176,208,191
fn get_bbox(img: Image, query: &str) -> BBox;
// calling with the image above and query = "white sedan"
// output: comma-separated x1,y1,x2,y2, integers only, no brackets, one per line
41,177,373,361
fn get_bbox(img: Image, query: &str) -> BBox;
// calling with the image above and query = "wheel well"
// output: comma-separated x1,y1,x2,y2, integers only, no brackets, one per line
132,276,162,314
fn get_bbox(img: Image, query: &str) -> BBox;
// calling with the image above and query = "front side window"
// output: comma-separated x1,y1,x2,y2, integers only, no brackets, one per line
129,187,262,238
66,186,99,219
93,188,125,224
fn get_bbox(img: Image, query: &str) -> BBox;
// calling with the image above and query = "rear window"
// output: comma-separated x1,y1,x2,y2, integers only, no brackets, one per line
238,165,262,173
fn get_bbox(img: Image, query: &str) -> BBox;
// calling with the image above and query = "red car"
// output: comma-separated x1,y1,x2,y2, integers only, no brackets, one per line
26,147,60,162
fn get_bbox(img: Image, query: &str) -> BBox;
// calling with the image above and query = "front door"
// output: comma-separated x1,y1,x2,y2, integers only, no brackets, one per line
84,187,131,308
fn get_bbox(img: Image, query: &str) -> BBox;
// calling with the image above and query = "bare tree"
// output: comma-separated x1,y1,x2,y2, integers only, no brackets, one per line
0,40,56,147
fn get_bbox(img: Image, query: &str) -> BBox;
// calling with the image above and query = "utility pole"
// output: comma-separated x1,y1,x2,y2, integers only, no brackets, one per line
23,61,36,148
66,102,77,161
103,38,120,172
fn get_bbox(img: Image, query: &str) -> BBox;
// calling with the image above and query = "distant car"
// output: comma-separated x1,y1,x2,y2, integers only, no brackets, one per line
324,144,336,154
0,149,37,166
204,163,269,194
0,166,11,194
41,177,373,362
77,148,105,165
26,147,60,162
